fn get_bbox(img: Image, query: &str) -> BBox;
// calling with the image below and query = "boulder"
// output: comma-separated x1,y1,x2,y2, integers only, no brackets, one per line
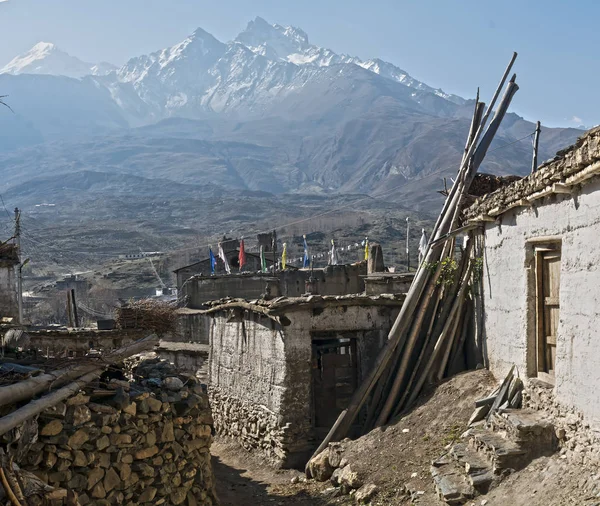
307,450,334,482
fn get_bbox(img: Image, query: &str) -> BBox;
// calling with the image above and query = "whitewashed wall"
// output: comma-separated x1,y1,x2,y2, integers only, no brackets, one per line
482,176,600,424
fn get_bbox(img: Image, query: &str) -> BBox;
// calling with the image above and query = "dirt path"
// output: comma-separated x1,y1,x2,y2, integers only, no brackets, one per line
211,439,331,506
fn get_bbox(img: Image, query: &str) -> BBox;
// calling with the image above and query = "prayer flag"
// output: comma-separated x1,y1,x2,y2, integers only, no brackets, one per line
209,247,217,275
260,246,267,273
303,235,310,268
238,238,246,271
218,242,231,274
282,242,287,270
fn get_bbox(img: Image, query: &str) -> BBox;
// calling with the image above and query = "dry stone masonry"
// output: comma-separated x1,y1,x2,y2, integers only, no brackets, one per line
19,358,217,505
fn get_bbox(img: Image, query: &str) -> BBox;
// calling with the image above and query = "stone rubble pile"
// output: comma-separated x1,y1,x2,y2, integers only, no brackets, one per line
22,358,217,506
305,442,378,504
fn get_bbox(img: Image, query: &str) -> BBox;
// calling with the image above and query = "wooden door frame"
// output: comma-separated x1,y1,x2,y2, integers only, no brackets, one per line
533,242,561,384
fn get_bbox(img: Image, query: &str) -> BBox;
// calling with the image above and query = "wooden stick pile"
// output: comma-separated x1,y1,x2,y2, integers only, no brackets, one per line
309,53,520,463
468,365,524,425
116,299,177,334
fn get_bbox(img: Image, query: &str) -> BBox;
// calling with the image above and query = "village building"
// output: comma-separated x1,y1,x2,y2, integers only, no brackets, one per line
464,126,600,424
202,294,405,467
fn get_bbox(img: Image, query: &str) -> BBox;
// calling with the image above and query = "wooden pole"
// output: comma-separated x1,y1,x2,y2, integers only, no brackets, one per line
0,334,158,408
532,121,541,173
71,289,79,328
406,217,410,271
307,53,519,460
0,370,102,437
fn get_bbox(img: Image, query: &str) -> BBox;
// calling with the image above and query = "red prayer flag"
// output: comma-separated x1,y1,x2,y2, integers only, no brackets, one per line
238,239,246,271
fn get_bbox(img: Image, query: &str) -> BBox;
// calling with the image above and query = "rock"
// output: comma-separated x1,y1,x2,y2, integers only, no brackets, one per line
135,446,159,460
69,405,92,426
355,484,378,503
91,481,106,499
123,402,137,416
96,435,110,451
161,422,175,443
290,476,299,484
165,377,184,391
68,429,90,450
68,473,87,490
67,393,90,406
103,467,121,493
87,468,105,490
41,420,64,437
307,450,333,482
139,486,157,502
43,452,57,469
146,397,163,412
339,465,362,493
73,451,86,467
170,487,188,505
120,463,132,481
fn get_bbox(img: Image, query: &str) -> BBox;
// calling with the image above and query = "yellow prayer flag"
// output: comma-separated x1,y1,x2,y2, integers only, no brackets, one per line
364,238,369,261
282,242,287,270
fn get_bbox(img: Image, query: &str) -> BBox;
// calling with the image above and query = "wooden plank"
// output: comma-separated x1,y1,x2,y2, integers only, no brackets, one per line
485,365,515,422
535,252,545,373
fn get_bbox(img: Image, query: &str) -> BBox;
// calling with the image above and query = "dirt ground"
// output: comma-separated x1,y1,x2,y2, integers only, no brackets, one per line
212,438,331,506
211,370,600,506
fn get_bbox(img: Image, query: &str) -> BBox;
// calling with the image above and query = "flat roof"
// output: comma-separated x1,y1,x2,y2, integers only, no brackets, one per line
464,126,600,222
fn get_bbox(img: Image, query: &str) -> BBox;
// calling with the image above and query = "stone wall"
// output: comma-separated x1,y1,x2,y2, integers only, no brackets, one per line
19,360,217,505
478,174,600,426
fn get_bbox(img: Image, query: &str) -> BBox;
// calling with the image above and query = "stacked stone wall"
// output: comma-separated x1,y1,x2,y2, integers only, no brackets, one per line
19,363,217,505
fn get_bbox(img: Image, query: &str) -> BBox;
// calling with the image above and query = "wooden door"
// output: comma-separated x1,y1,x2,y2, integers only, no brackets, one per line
536,248,560,378
312,339,357,429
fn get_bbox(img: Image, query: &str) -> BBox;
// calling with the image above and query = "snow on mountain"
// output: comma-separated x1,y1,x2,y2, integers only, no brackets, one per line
0,42,116,78
107,17,465,120
235,17,465,104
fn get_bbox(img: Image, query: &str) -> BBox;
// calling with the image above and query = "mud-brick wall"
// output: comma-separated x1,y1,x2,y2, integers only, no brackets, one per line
208,311,294,465
23,381,217,505
480,175,600,426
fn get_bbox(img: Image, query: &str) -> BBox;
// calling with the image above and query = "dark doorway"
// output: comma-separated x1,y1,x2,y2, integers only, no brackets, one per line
311,335,358,430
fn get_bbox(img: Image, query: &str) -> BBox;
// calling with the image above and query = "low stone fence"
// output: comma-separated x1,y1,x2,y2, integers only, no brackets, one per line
18,360,217,505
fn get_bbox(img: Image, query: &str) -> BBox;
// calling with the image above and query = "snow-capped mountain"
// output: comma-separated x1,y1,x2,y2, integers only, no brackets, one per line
107,17,465,121
234,17,465,104
0,42,116,78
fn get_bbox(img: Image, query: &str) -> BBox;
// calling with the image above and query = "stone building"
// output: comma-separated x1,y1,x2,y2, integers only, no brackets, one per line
0,243,19,319
463,126,600,424
180,263,367,308
203,294,405,467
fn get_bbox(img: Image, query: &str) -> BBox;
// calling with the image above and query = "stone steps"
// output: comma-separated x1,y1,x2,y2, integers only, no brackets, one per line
431,408,556,505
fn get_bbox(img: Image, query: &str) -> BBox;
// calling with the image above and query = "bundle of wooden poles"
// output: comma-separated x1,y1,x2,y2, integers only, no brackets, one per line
116,299,177,334
309,53,520,463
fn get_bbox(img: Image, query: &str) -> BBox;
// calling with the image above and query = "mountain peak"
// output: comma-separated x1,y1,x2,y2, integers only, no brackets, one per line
1,42,115,78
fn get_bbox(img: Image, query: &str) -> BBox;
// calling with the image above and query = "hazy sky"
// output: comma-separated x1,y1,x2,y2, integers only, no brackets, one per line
0,0,597,128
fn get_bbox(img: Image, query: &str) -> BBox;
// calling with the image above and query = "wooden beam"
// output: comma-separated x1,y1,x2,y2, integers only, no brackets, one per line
552,183,571,194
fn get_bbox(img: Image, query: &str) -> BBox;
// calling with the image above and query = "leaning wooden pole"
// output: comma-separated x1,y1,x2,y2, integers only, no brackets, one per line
307,52,519,466
0,370,102,437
